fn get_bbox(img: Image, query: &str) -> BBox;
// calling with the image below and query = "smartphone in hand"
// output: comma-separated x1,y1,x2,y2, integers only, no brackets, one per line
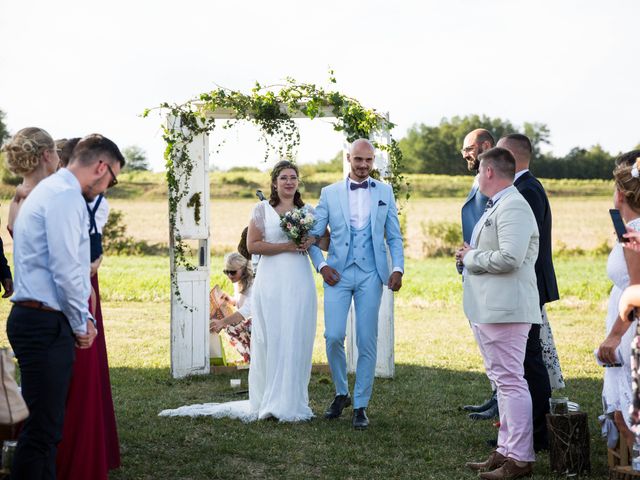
610,209,629,243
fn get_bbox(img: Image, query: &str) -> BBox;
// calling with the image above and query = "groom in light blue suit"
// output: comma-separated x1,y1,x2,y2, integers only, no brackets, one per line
309,138,404,430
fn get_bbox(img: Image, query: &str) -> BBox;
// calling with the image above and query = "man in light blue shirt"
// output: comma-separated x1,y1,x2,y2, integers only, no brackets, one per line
7,133,124,480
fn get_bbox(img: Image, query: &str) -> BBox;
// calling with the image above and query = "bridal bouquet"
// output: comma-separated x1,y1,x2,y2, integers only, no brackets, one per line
280,206,316,246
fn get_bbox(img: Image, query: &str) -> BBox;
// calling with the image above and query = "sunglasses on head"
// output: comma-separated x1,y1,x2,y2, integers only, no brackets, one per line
223,270,237,276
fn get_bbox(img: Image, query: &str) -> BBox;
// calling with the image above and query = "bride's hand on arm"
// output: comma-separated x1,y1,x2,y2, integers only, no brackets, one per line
247,220,298,255
316,228,330,251
298,236,316,252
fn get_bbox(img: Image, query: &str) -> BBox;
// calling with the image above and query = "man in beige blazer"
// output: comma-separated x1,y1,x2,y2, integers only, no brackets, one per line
456,147,541,480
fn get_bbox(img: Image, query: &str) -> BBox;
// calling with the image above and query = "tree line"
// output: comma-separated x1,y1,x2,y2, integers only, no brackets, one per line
2,108,637,180
399,114,640,179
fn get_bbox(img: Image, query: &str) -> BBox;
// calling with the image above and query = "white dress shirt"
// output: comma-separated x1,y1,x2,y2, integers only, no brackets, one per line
514,168,529,183
87,195,110,233
12,168,93,334
347,177,371,229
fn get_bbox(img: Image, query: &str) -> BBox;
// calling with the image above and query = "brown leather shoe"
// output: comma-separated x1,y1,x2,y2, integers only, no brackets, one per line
465,451,507,472
478,458,533,479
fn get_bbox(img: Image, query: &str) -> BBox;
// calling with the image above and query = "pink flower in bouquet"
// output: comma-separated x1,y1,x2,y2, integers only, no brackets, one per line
280,206,316,246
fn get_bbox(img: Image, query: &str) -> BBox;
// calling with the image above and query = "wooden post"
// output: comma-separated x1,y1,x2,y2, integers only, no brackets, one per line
546,412,591,475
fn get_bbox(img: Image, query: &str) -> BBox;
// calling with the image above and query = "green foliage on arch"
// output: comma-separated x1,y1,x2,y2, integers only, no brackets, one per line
145,76,409,291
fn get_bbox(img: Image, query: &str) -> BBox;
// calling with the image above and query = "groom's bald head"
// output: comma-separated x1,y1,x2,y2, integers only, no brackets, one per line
347,138,375,182
349,138,375,155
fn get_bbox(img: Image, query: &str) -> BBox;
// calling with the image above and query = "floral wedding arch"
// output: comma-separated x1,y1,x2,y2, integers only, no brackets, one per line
145,76,407,379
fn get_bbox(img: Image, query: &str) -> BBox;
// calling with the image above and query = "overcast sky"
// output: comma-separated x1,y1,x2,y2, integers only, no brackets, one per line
1,0,638,171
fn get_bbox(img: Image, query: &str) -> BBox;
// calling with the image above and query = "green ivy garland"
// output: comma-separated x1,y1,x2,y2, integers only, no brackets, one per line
187,192,202,225
144,76,408,299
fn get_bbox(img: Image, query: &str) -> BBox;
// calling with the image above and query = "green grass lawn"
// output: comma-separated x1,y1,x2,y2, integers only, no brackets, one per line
0,255,614,479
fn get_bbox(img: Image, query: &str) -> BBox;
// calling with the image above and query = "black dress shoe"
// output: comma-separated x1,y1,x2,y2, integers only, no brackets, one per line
469,402,499,421
352,407,369,430
324,394,351,419
463,392,497,413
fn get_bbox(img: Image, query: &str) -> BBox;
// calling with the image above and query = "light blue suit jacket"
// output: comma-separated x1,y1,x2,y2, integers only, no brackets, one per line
309,179,404,284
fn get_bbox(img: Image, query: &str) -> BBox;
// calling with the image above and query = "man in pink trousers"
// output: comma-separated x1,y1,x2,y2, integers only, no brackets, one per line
456,146,541,480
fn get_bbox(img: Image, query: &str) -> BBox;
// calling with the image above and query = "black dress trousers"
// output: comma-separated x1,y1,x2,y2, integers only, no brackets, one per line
7,305,75,480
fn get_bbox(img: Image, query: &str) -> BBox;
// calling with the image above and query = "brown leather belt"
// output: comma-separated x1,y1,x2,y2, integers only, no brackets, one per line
14,301,60,313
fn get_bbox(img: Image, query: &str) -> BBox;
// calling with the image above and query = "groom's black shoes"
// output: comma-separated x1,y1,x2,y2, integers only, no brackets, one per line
352,408,369,430
324,394,351,419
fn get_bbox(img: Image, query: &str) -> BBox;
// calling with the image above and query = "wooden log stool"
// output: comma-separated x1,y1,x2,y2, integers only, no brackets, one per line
546,411,591,476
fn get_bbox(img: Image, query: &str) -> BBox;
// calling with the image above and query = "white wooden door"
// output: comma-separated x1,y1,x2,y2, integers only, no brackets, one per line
168,118,211,378
171,269,210,378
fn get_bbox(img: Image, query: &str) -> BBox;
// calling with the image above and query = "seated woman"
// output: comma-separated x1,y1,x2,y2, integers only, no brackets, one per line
211,253,254,363
598,150,640,448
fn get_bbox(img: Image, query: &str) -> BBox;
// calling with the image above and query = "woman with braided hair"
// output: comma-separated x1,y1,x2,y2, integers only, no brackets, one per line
3,127,60,234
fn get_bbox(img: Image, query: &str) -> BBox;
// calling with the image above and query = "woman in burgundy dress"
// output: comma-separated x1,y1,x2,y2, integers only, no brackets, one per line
55,138,120,479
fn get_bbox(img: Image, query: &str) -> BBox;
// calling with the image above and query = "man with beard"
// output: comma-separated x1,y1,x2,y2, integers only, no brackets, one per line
7,134,124,479
459,128,500,421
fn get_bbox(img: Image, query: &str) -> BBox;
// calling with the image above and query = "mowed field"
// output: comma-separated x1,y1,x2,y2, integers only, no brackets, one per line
110,196,620,257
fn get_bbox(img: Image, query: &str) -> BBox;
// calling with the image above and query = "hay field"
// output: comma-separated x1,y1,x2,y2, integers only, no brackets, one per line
0,196,615,259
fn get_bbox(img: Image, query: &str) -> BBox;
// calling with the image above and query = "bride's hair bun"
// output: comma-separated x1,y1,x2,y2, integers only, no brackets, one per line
1,127,54,176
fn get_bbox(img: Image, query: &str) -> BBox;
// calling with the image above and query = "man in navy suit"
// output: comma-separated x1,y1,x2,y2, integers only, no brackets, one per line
497,134,560,451
459,129,500,420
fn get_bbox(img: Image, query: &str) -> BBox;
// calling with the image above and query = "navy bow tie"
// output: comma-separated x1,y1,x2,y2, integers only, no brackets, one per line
484,199,494,211
350,181,369,191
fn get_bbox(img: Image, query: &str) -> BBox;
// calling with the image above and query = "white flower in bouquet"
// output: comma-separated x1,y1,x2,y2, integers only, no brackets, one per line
280,206,316,246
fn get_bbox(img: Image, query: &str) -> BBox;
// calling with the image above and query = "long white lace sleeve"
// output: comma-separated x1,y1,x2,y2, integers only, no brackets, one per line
250,201,266,237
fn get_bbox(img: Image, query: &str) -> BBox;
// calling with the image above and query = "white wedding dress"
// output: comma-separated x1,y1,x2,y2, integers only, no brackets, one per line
602,217,640,428
159,200,317,422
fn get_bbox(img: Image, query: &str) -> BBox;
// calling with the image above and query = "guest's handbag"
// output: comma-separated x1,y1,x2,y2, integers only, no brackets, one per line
0,349,28,425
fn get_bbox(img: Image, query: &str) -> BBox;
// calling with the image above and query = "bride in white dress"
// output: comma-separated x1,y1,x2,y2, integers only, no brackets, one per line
598,155,640,446
160,161,317,422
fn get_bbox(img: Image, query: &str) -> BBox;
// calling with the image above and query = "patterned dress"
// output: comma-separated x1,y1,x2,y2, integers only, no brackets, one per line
223,283,252,363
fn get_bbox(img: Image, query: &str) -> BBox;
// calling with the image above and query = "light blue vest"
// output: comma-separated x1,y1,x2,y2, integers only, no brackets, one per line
345,220,376,272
